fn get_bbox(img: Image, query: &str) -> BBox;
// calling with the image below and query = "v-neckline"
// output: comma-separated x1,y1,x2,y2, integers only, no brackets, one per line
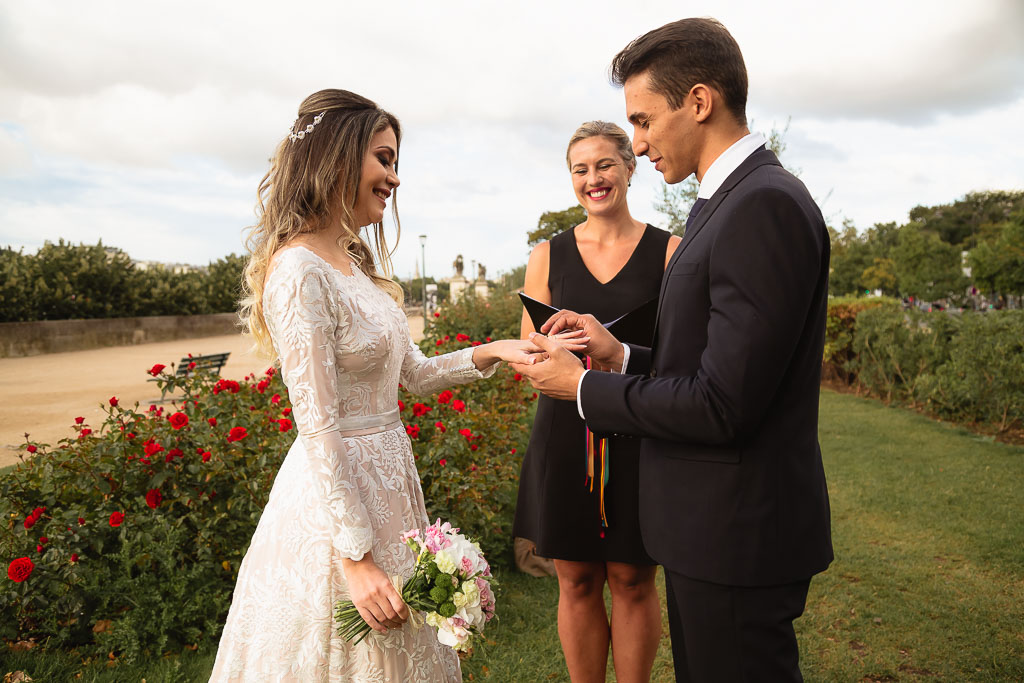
570,224,650,286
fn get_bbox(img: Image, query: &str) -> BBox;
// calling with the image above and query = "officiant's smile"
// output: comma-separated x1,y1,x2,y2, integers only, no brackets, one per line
569,135,633,216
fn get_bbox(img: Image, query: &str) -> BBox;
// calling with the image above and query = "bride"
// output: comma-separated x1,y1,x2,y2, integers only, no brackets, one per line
209,89,550,681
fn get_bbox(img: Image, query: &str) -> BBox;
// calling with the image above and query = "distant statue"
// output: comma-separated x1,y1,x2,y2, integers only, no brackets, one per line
453,254,464,277
478,263,486,280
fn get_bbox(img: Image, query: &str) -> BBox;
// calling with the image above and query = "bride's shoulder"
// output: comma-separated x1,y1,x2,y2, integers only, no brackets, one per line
266,244,336,287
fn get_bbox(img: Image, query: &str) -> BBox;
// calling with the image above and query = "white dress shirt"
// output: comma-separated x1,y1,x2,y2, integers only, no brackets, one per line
575,131,768,420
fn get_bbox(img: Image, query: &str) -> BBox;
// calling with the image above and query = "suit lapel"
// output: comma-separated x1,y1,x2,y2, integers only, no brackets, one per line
652,149,783,343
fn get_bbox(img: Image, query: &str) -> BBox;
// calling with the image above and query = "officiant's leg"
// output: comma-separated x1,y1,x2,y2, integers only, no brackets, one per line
555,560,610,682
664,568,810,682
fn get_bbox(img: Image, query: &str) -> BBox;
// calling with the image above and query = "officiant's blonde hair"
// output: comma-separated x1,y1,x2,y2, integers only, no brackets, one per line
239,89,404,358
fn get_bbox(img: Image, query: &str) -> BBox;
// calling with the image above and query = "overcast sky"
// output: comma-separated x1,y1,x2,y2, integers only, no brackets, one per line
2,0,1022,281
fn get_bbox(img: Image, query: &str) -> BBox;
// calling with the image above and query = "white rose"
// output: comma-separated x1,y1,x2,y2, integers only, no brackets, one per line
452,591,467,609
460,581,481,608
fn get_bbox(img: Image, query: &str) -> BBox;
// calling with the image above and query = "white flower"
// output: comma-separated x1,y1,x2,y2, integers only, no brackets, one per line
452,591,468,609
460,580,481,608
435,621,472,651
434,550,457,575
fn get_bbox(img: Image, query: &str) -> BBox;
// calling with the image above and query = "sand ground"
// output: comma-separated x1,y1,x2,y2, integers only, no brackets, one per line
0,314,424,469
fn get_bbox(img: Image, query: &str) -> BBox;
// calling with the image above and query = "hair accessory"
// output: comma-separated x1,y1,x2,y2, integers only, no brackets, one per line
288,111,327,142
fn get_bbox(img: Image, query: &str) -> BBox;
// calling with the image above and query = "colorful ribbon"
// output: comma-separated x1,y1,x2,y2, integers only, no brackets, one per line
584,356,611,528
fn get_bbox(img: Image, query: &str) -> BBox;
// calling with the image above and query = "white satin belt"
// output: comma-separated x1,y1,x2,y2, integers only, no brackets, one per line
335,408,403,437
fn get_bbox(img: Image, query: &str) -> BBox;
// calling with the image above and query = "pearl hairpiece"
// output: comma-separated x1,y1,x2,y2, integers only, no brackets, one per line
288,111,327,142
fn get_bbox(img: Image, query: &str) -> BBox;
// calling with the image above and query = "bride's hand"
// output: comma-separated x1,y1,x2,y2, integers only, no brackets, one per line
341,555,409,633
472,332,589,368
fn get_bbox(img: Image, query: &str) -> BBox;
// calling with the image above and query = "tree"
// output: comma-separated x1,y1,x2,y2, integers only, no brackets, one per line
892,223,969,302
653,119,792,236
968,209,1024,299
205,254,247,313
528,205,586,246
909,190,1024,248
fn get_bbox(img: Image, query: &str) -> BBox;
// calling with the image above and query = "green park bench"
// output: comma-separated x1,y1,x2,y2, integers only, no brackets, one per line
148,352,231,402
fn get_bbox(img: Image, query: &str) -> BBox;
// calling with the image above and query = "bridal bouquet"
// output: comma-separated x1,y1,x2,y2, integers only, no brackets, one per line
335,519,496,652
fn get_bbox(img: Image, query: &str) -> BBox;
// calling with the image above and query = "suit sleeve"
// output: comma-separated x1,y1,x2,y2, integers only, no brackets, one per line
581,186,824,445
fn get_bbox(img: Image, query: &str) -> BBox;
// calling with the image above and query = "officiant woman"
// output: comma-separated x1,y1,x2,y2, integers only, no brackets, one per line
513,121,680,682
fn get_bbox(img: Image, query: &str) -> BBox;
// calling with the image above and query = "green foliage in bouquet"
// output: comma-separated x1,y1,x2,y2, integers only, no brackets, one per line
1,364,295,660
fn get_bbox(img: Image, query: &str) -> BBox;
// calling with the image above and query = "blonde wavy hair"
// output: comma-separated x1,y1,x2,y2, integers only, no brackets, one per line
239,89,405,358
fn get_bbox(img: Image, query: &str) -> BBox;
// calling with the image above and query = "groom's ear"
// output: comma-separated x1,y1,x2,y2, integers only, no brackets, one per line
690,84,714,123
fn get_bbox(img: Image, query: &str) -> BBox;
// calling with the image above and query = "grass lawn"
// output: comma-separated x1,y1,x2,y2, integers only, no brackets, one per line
4,390,1022,681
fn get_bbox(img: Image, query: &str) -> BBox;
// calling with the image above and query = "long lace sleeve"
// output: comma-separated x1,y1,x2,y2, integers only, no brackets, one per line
264,265,374,561
400,341,497,396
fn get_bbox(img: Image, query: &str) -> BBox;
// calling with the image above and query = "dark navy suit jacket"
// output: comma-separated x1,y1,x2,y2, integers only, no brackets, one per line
581,148,833,586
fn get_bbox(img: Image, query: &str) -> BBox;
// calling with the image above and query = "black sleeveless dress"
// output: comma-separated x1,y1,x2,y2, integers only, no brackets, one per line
513,224,670,563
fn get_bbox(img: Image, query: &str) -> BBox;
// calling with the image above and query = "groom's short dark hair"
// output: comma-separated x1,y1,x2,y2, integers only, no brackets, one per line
611,17,748,125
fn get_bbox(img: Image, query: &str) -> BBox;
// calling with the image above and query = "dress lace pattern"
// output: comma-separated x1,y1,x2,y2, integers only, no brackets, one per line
209,246,494,682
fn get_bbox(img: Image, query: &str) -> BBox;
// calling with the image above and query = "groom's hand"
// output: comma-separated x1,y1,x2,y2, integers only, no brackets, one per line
542,310,624,370
510,333,585,401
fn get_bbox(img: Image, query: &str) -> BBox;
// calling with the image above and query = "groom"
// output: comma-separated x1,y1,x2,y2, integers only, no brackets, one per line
515,17,833,682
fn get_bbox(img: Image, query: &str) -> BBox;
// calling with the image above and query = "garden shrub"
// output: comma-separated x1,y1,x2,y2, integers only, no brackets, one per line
851,307,959,405
919,311,1024,432
823,295,899,383
1,291,533,658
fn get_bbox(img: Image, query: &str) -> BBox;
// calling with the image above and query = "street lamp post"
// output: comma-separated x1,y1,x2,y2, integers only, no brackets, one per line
419,235,427,320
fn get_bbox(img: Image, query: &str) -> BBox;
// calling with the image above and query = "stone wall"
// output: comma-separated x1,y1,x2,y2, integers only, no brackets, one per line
0,313,241,358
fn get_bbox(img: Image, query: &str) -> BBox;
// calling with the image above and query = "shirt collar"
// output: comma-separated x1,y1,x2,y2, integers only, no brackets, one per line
696,132,767,200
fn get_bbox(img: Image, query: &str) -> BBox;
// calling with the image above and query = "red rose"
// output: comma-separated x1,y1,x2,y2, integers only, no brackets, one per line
208,417,217,426
437,390,453,404
256,378,269,394
406,424,420,439
486,337,492,342
168,412,189,430
265,367,276,377
78,517,85,525
435,421,446,433
109,511,124,527
282,408,292,416
434,312,440,318
439,458,447,466
39,537,48,544
249,405,257,411
227,426,248,442
510,448,517,454
70,553,79,563
514,373,523,381
444,336,450,341
148,363,166,376
470,464,478,471
229,380,241,394
532,393,538,400
452,399,466,413
144,439,164,457
26,444,37,454
456,333,470,342
398,400,406,411
271,393,281,404
459,428,473,440
145,488,162,509
277,418,293,432
126,432,135,440
36,544,43,553
166,448,183,463
32,507,46,517
470,444,479,451
79,428,92,438
202,451,212,462
74,416,85,425
436,339,443,347
471,341,482,346
23,516,36,529
412,403,432,417
109,396,118,407
8,557,34,582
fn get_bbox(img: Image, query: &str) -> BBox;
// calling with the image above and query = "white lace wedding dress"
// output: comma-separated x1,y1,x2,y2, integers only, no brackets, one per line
210,246,494,682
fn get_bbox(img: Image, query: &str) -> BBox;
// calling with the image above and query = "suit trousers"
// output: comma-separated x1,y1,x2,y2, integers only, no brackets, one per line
664,569,811,682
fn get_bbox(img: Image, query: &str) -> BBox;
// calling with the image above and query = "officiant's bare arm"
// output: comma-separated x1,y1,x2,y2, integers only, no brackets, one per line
520,242,551,339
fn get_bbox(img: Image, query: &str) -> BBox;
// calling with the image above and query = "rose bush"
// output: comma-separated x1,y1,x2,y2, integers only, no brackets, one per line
1,290,531,659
